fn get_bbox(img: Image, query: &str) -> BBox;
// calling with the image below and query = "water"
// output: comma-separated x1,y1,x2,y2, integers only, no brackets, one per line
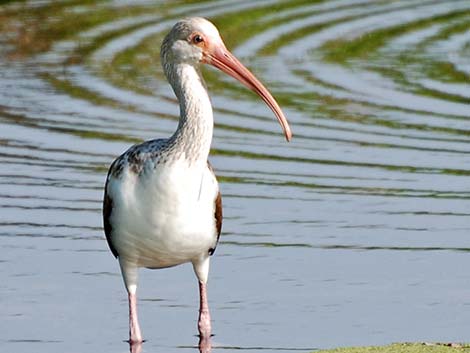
1,1,469,352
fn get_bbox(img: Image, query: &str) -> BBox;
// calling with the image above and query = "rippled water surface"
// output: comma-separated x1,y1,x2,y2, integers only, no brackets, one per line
1,1,470,352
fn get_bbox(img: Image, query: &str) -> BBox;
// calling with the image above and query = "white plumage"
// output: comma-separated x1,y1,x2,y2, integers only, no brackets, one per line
108,158,218,272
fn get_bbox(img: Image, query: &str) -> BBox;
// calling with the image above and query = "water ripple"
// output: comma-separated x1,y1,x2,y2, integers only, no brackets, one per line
0,0,468,260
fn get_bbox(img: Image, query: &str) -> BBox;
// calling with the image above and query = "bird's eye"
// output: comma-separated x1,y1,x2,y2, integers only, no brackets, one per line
192,34,204,44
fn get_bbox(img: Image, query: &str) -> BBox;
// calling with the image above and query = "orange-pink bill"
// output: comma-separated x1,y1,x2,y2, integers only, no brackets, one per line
205,44,292,142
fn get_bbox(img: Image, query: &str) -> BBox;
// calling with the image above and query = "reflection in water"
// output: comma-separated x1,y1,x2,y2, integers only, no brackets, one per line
1,0,470,352
128,337,211,353
130,341,143,353
199,337,212,353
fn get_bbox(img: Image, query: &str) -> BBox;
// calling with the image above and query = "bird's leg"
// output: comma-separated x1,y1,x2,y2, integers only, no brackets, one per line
120,261,142,344
198,280,211,339
128,288,143,343
192,256,212,342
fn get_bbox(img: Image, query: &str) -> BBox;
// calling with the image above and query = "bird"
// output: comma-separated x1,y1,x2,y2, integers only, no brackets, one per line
102,17,292,345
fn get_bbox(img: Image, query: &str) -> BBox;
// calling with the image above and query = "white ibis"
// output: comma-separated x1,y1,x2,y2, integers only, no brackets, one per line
103,17,292,344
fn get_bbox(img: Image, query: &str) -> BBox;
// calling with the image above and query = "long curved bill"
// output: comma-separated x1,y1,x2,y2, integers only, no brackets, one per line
204,44,292,142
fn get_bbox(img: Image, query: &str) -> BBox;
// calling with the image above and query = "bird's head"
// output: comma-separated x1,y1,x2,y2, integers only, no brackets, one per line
161,17,292,142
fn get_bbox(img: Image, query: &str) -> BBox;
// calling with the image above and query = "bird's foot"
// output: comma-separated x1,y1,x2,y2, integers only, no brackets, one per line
127,338,144,344
128,323,143,345
128,324,144,344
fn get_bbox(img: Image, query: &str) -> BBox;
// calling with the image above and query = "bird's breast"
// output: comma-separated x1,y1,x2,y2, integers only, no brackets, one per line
107,158,219,268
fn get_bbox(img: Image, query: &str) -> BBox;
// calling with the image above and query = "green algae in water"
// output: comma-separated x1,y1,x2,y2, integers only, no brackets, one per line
314,343,470,353
320,9,470,64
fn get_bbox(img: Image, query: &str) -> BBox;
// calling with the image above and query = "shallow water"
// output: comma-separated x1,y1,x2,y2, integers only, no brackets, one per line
1,1,469,352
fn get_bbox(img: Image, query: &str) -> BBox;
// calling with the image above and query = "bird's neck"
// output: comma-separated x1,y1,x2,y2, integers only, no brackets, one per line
168,63,213,164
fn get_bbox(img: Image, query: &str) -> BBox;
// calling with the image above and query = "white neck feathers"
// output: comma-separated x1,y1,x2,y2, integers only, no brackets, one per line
167,63,214,163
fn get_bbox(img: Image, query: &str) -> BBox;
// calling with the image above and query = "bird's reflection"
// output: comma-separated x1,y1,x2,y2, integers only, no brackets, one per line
129,341,143,353
127,336,212,353
198,336,212,353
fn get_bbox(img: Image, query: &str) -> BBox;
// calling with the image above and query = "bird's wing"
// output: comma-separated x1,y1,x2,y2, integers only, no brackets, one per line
102,139,169,258
207,161,222,255
103,159,120,258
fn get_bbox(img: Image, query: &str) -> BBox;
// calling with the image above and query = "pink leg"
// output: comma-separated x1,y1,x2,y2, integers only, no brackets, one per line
198,281,211,339
128,292,143,343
